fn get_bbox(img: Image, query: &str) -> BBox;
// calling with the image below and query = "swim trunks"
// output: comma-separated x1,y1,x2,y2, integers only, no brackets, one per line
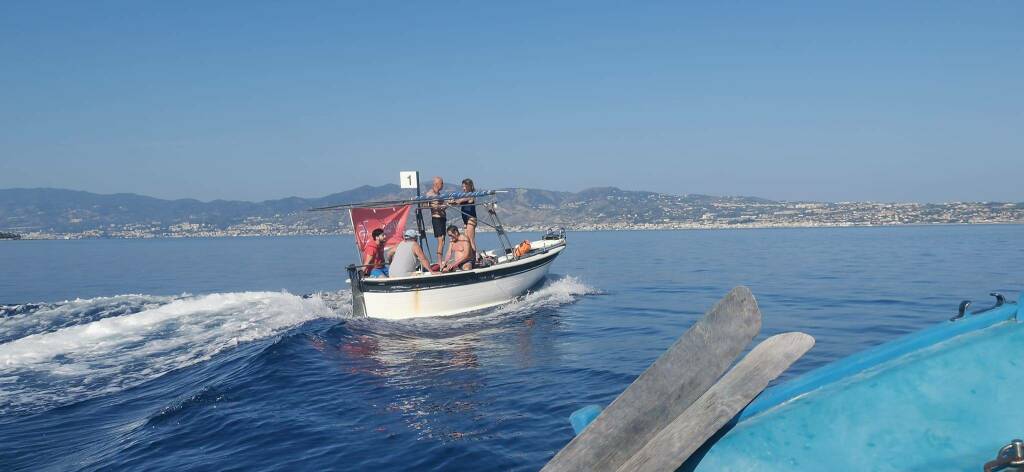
432,216,446,237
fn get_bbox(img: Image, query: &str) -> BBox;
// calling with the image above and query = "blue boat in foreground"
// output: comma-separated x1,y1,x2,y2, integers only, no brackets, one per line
562,291,1023,471
685,292,1023,471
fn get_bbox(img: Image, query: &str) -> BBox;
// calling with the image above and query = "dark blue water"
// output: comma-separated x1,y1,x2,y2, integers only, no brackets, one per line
1,226,1021,471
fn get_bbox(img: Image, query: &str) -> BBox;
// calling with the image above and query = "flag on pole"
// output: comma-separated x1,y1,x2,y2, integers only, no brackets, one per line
350,205,411,250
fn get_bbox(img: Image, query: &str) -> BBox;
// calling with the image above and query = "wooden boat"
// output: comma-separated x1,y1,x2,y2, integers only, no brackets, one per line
346,236,565,319
313,174,567,319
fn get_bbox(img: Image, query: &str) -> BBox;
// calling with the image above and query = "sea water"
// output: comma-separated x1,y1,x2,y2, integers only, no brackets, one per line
0,225,1021,471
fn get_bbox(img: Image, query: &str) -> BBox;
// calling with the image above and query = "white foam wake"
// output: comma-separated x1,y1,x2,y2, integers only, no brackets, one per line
0,294,181,344
0,291,340,414
491,275,601,315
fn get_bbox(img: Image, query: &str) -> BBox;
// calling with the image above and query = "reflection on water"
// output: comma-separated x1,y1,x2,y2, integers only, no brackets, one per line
304,275,595,443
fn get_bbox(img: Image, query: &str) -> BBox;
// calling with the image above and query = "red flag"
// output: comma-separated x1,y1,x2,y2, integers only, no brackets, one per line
350,205,411,250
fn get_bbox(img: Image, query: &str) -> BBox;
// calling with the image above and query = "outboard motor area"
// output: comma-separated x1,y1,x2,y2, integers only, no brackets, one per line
544,227,566,241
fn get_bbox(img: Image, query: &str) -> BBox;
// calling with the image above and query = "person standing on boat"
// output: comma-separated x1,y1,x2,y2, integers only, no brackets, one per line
441,225,475,272
452,178,478,255
389,229,436,277
362,228,388,277
424,176,448,263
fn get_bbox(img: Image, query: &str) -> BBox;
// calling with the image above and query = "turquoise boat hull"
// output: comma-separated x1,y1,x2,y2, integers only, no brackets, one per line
687,294,1022,471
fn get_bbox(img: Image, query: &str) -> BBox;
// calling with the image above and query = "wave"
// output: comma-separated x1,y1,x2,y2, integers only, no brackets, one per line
0,291,342,415
491,274,602,315
0,276,595,415
0,294,183,344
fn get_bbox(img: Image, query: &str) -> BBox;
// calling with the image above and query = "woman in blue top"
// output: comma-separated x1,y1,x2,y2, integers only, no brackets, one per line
454,178,478,254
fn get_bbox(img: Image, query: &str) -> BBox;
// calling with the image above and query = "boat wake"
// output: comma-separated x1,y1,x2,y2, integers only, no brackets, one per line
0,291,342,415
0,276,595,416
0,293,184,344
494,274,601,315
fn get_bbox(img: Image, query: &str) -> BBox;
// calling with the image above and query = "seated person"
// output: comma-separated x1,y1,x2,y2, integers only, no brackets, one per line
441,225,475,272
362,228,388,277
389,229,437,277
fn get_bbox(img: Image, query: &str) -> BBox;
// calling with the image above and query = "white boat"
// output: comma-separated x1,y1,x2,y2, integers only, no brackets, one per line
313,173,567,319
350,237,565,319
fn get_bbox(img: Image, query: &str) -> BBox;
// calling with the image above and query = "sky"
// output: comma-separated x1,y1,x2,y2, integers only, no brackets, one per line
1,1,1021,203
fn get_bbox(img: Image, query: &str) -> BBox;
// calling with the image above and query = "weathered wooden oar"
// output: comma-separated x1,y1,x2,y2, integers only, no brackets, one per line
542,286,762,472
616,332,815,472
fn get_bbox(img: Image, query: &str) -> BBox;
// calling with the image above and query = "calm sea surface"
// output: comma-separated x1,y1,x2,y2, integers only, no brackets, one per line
1,226,1022,471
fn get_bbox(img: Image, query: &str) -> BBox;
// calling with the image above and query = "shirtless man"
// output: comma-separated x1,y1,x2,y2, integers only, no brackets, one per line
424,176,448,263
441,225,475,272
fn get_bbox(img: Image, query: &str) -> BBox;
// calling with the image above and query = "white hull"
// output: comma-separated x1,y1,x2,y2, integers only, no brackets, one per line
352,242,564,319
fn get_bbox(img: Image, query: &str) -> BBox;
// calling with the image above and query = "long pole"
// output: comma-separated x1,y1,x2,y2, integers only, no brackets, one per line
413,171,430,260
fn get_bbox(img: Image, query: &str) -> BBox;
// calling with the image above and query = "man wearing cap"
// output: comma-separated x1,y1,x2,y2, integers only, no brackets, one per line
388,229,437,277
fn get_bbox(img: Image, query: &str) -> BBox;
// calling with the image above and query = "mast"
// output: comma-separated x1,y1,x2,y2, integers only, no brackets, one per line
347,207,359,252
411,172,430,260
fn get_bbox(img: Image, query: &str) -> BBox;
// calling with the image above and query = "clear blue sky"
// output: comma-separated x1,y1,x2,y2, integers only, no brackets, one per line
1,1,1020,203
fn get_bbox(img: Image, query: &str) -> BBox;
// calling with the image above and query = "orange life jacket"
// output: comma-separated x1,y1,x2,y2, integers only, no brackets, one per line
513,240,531,257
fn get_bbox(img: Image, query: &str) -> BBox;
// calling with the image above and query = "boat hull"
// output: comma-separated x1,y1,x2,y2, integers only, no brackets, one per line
687,297,1023,471
352,244,564,319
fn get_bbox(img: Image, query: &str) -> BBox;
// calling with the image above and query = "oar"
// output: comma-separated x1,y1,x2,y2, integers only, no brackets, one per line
542,286,762,472
616,332,815,472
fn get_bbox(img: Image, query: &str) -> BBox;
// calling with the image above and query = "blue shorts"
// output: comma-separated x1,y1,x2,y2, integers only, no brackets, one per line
370,267,389,277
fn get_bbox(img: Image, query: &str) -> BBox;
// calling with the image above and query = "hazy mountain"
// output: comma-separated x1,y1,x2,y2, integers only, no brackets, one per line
1,186,1020,237
0,185,768,233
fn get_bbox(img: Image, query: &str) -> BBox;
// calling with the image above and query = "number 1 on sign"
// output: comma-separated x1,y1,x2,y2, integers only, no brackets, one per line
399,171,419,189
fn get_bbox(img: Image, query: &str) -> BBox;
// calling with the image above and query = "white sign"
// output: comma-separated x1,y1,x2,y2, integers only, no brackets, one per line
399,171,419,189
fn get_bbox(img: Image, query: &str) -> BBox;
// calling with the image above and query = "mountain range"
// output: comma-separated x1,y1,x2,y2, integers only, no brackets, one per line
1,186,1021,238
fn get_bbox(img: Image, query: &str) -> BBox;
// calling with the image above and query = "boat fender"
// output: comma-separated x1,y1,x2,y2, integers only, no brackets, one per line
569,405,603,435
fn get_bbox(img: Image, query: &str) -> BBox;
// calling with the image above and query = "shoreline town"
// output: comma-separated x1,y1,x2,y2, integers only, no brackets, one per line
11,218,1024,241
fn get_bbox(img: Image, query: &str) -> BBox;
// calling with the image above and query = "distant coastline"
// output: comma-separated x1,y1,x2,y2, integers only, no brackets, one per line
10,222,1024,240
3,186,1021,240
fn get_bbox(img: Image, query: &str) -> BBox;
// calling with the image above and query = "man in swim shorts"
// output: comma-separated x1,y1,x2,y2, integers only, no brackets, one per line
424,176,448,263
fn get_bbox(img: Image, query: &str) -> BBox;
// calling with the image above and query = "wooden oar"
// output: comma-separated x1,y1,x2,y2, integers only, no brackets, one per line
542,286,762,472
616,332,815,472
